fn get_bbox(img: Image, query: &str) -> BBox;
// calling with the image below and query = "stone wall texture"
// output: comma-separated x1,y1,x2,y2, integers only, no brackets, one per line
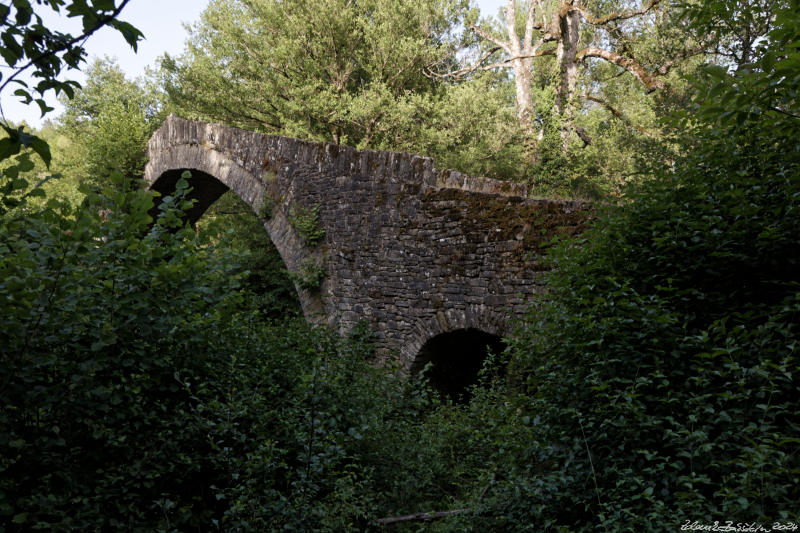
144,115,591,368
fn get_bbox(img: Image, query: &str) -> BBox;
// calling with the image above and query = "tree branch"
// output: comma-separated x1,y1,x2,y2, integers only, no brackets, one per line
431,49,555,79
469,23,511,55
425,46,501,78
504,0,526,62
654,44,707,76
571,0,662,26
523,1,541,54
578,47,665,92
0,0,136,99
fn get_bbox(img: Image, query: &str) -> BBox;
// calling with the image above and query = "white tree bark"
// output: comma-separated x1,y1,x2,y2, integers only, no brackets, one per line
450,0,670,158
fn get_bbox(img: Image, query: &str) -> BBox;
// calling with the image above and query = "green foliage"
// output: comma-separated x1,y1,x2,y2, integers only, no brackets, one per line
196,190,302,319
0,164,471,530
0,124,51,168
461,2,800,528
0,171,245,529
0,168,465,528
3,2,799,530
288,258,327,291
163,0,472,145
56,57,166,187
289,203,326,247
258,191,277,220
398,73,529,181
0,0,143,162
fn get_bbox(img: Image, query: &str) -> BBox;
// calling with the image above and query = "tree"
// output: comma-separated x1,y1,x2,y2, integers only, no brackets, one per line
476,1,800,527
443,0,695,155
686,0,786,71
0,0,142,166
161,0,472,148
56,57,167,188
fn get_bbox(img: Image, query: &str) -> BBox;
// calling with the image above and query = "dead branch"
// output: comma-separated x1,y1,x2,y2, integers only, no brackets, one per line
376,509,470,526
430,49,555,79
427,46,501,79
574,125,592,146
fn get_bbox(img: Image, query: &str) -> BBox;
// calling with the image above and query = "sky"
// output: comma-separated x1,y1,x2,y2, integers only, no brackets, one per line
3,0,507,128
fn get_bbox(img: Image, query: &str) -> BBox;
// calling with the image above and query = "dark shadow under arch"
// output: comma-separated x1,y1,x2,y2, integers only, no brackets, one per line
149,168,230,225
411,328,507,403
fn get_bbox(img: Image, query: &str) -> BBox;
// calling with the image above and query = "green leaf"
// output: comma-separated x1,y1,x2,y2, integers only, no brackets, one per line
92,0,116,10
30,137,52,167
14,1,32,26
0,32,23,66
703,64,729,81
35,98,54,117
13,88,31,102
17,157,34,172
109,19,143,51
0,137,22,162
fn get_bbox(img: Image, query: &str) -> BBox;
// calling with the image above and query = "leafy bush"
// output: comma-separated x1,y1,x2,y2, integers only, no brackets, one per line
195,190,302,319
0,171,246,529
258,191,277,220
459,3,800,530
0,168,471,530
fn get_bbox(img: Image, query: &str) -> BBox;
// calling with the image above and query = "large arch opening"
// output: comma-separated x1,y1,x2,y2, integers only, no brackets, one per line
411,328,507,403
150,168,302,319
149,168,230,225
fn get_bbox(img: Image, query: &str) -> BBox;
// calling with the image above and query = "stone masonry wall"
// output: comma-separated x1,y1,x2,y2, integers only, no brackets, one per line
144,116,591,368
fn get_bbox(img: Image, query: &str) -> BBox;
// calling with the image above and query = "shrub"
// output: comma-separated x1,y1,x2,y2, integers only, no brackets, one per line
0,171,248,529
465,4,800,529
0,169,472,529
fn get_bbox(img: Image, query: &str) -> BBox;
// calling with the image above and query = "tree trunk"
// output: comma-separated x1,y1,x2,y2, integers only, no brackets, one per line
556,2,581,153
505,0,537,158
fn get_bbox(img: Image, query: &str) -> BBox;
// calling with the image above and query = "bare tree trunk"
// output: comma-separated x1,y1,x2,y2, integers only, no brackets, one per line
512,56,534,127
458,0,671,164
460,0,673,161
504,0,534,134
556,2,580,153
504,0,544,161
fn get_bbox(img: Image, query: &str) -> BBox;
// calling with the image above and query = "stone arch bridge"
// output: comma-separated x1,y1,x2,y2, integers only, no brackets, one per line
145,116,589,380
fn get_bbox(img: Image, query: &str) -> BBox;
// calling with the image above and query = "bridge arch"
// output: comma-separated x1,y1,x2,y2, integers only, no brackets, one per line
145,131,325,319
145,116,591,369
411,327,507,402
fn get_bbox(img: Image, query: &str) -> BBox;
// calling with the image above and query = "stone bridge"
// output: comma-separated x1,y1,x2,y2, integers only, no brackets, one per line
145,116,589,392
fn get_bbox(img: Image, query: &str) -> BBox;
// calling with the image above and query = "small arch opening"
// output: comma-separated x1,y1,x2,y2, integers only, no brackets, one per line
411,328,506,403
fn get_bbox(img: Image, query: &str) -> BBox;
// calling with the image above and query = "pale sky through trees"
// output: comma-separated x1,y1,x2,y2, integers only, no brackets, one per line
4,0,507,129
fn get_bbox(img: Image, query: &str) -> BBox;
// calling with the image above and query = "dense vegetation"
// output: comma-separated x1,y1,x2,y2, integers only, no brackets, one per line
1,0,798,530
